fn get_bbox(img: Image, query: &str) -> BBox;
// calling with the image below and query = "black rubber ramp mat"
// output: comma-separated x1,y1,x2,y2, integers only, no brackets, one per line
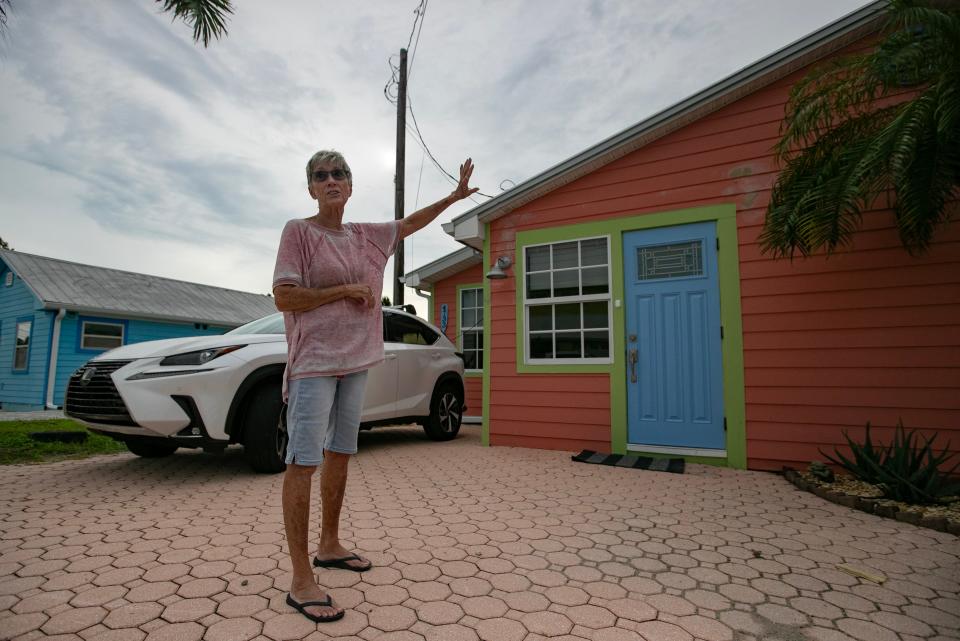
571,450,685,474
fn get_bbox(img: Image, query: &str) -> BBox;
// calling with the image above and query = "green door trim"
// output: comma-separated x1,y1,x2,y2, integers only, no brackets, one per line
502,203,746,468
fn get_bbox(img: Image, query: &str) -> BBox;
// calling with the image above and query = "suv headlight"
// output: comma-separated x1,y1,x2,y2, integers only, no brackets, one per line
159,345,245,366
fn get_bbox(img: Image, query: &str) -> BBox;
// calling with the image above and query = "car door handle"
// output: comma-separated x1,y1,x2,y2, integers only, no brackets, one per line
385,354,398,360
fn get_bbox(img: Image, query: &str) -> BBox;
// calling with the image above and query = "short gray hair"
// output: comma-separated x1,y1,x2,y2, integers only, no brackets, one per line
306,150,352,185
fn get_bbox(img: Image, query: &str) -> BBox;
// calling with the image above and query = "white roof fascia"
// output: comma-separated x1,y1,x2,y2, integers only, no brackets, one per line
446,1,886,234
403,247,482,286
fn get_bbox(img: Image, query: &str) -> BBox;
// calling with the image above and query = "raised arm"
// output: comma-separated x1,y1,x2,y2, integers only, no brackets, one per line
399,158,478,240
273,283,375,312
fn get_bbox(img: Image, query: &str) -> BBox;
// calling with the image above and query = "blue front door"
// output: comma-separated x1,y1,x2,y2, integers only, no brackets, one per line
623,222,724,449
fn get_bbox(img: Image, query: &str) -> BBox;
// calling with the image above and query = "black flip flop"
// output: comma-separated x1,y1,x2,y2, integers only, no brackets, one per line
312,553,372,572
286,593,345,623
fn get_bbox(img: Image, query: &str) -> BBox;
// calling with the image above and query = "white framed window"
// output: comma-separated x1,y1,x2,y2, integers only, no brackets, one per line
523,236,612,364
81,321,124,350
459,287,483,371
14,319,31,371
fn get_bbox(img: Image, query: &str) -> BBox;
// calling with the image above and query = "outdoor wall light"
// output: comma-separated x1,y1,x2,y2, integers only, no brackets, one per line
486,256,512,280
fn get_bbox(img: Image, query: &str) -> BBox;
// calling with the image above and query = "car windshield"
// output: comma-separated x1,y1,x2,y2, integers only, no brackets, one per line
227,313,285,335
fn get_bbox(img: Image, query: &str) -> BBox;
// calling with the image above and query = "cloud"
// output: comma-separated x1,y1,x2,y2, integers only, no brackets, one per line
0,0,871,316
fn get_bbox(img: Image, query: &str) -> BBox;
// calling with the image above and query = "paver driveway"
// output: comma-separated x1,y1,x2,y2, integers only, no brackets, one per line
1,425,958,641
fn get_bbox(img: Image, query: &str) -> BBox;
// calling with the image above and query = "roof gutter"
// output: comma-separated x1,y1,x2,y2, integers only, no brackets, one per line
45,308,66,409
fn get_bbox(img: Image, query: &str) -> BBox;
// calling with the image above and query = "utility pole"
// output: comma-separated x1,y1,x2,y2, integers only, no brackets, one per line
393,48,407,307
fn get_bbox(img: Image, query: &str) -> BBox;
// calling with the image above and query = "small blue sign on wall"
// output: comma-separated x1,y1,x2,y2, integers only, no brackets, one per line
439,304,448,333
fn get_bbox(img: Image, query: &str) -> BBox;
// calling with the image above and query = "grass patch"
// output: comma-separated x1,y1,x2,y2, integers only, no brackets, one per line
0,419,126,465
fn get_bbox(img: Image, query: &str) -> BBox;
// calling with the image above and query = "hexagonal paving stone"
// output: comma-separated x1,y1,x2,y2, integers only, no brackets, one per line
203,616,262,641
417,601,464,625
42,606,108,634
104,602,164,629
368,604,418,632
520,611,573,637
475,617,526,641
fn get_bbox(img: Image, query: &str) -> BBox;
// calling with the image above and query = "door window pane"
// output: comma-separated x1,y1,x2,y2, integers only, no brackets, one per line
637,241,703,280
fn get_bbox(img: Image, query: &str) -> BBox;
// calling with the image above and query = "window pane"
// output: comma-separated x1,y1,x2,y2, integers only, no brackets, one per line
529,334,553,359
464,351,478,370
527,272,551,299
476,307,483,323
16,322,30,345
463,332,476,349
14,347,27,370
552,242,578,269
555,332,582,358
526,246,550,271
529,305,553,331
582,267,608,295
555,304,580,330
462,309,476,329
584,331,609,357
553,270,578,297
581,238,607,266
86,323,123,338
462,289,476,308
583,301,608,328
85,336,122,350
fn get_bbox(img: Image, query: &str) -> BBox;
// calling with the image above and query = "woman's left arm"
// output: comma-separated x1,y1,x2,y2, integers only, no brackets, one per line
399,158,478,240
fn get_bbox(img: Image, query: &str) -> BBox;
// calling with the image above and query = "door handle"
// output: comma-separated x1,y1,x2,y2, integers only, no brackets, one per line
629,349,638,383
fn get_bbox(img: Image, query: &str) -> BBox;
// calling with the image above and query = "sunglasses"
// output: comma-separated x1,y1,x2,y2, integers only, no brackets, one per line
311,169,349,182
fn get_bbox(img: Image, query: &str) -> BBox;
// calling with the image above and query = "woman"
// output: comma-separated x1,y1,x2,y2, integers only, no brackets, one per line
272,149,477,623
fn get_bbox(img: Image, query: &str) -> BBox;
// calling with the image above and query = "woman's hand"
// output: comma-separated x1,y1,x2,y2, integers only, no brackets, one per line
451,158,479,202
343,284,375,308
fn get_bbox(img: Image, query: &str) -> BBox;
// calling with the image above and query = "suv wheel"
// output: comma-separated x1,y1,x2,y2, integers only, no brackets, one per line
125,438,178,458
242,382,288,473
423,381,463,441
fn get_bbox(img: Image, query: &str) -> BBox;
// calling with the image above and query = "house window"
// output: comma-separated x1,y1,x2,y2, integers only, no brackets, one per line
14,319,31,371
524,236,611,363
459,287,483,371
81,321,124,350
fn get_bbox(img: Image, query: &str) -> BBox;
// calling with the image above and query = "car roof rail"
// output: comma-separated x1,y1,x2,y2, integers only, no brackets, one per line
385,304,418,315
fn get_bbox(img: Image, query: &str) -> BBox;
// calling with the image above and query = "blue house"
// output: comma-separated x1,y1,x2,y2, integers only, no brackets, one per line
0,249,278,411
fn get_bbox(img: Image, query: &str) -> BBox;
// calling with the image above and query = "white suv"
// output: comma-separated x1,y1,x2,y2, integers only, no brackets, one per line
65,308,465,472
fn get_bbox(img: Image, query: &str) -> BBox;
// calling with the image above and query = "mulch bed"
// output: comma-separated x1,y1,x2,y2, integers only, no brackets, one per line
783,468,960,536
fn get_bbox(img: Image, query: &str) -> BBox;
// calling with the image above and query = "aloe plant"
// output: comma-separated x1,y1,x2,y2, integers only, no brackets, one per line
821,420,960,504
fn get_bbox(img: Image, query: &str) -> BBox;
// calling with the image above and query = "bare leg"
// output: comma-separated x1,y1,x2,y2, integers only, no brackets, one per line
283,463,342,619
316,450,370,570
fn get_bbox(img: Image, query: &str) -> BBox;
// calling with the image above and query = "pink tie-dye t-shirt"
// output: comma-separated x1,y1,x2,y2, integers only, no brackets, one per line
272,218,401,399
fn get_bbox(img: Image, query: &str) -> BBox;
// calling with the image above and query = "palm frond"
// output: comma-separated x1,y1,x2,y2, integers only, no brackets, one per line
765,0,960,258
158,0,233,47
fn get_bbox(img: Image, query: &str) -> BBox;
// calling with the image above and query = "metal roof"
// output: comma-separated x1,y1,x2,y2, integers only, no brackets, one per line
444,0,887,248
402,247,482,287
0,249,278,326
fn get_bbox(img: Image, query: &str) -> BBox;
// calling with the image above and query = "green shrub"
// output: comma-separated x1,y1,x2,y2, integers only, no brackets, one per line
821,420,960,504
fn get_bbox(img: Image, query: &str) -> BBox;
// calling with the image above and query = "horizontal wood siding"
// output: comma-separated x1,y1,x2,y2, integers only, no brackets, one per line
0,264,48,410
487,37,960,470
432,264,484,418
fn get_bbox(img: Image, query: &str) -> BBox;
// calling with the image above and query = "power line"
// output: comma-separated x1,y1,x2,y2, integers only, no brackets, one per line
385,0,496,204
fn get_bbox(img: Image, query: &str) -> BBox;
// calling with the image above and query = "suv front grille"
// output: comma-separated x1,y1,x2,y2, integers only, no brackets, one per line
65,360,137,426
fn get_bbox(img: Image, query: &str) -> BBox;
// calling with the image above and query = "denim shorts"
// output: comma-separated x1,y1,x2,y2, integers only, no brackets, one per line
286,371,368,466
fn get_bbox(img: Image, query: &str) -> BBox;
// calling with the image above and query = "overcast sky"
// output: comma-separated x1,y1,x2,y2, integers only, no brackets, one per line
0,0,869,316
